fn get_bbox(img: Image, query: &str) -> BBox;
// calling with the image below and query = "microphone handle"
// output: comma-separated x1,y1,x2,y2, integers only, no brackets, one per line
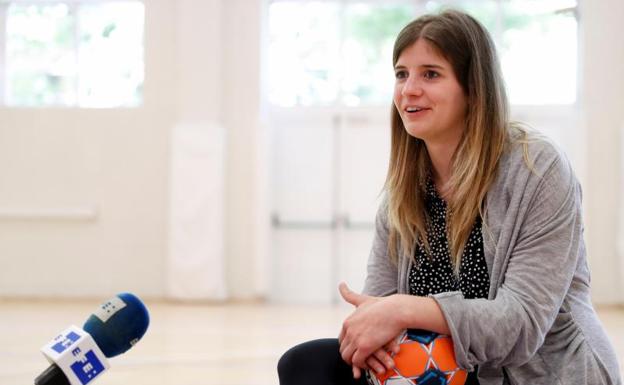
34,364,71,385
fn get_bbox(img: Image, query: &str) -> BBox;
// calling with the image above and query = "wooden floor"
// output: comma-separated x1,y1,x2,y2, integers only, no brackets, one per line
1,299,622,385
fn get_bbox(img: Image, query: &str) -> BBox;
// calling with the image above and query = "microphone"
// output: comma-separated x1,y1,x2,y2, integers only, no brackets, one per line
34,293,150,385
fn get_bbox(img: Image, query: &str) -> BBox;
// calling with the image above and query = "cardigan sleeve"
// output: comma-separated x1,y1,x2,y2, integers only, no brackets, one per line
362,197,399,297
432,151,583,371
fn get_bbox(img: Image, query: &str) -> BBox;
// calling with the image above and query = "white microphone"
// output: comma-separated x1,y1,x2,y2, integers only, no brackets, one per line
39,325,110,385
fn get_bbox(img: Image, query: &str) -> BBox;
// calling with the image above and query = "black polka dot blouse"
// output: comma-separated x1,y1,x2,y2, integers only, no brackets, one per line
408,179,490,300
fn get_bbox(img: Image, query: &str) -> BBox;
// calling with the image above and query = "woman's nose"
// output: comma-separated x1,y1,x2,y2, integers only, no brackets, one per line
402,76,423,97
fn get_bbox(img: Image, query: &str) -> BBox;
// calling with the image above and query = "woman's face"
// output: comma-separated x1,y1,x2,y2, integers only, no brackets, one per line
393,39,468,145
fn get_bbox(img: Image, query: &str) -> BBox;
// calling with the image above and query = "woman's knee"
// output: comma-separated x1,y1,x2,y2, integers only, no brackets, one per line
277,341,311,380
277,339,340,384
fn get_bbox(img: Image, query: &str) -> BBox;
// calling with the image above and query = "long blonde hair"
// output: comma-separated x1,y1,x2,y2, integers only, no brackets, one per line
386,10,511,272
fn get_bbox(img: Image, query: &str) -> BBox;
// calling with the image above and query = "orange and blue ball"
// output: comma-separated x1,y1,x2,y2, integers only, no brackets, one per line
366,329,467,385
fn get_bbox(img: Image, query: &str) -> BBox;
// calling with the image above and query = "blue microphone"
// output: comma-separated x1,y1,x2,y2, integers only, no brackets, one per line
83,293,150,358
35,293,150,385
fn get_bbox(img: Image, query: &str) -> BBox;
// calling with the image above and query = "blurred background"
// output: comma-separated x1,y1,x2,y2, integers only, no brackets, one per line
0,0,622,383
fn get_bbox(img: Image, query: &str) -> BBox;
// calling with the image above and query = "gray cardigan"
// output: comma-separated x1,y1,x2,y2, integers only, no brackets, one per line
362,137,622,385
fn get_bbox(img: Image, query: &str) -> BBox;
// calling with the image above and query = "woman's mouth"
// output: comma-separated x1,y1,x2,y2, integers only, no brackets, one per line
404,106,431,117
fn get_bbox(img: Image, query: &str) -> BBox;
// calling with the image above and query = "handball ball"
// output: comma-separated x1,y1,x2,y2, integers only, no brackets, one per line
366,329,467,385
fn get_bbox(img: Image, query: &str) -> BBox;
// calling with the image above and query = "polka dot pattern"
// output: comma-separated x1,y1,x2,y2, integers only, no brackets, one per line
409,179,490,300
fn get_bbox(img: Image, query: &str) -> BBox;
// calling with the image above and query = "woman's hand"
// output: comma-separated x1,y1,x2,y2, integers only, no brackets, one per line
351,339,401,379
338,283,406,369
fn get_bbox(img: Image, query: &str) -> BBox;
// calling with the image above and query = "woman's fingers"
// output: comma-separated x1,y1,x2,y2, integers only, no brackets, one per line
373,348,395,370
352,365,362,379
340,340,356,365
366,355,389,375
352,348,370,368
346,339,400,379
385,338,401,355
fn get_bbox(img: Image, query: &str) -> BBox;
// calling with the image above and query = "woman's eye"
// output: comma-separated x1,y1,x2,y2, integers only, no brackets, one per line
395,70,408,80
424,70,439,79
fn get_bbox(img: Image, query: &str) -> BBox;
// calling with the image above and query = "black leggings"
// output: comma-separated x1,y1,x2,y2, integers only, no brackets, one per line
277,338,368,385
278,338,480,385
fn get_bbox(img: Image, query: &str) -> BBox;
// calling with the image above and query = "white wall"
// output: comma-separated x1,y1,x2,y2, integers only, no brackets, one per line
580,0,624,304
166,0,228,300
0,0,176,298
0,0,268,300
221,0,270,300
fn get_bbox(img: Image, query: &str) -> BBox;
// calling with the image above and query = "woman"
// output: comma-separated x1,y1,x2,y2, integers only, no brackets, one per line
278,9,622,385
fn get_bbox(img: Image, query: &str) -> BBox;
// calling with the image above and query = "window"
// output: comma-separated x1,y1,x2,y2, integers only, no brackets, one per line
426,0,578,105
267,0,578,107
268,1,413,107
0,1,144,107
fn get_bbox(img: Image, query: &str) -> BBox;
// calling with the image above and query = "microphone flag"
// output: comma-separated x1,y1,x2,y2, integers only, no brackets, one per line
40,325,110,385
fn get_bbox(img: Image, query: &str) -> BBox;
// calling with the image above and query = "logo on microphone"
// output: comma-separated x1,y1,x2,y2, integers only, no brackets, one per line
51,331,81,353
70,350,106,384
41,326,110,385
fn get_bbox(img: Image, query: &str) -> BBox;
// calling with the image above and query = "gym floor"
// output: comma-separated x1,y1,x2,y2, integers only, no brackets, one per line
1,300,622,385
